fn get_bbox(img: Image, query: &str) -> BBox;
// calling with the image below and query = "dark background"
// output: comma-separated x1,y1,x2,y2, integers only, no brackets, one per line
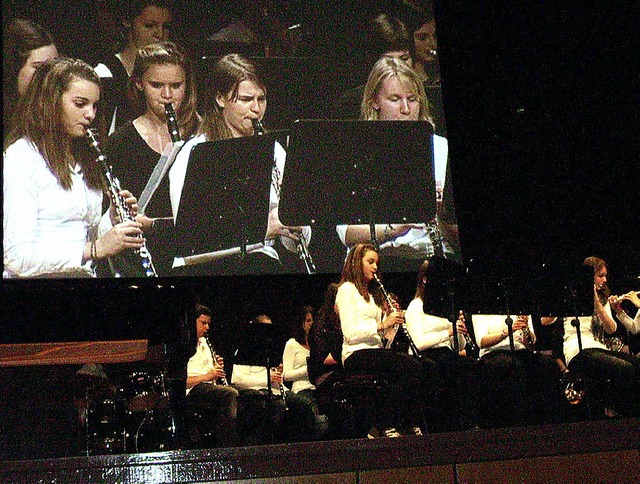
2,0,637,330
1,2,638,457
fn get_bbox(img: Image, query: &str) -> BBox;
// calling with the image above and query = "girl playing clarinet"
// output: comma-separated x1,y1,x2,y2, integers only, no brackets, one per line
336,243,433,436
3,57,141,278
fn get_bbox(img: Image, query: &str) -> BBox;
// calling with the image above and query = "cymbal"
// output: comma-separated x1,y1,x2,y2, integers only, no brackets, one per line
76,363,108,380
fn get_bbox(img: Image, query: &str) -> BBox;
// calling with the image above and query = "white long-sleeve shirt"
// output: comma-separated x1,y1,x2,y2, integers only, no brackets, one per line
3,138,103,277
405,298,464,351
472,314,536,359
614,307,640,335
282,338,314,393
336,281,383,363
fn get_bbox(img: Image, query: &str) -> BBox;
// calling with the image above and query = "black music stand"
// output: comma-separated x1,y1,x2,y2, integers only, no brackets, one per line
279,120,436,271
172,135,276,275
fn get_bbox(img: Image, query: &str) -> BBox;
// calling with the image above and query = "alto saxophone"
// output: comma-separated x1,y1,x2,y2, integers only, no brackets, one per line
85,129,157,277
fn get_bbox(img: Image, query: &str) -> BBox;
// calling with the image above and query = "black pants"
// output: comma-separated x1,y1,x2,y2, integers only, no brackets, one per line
420,347,479,431
237,389,317,445
187,383,239,447
569,348,640,417
478,350,562,427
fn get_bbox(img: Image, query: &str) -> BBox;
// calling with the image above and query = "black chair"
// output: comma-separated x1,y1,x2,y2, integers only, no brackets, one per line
327,373,387,439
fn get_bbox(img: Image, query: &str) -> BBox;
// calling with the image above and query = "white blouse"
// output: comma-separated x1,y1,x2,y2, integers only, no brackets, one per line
3,138,102,277
336,281,383,363
472,314,536,359
405,297,464,351
282,338,315,393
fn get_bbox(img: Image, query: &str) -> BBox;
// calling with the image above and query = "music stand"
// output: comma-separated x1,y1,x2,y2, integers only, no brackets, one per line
172,135,275,274
279,120,436,247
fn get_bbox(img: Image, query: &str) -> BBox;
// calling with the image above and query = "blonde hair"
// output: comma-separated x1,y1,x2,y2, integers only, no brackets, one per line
360,56,433,127
128,41,199,139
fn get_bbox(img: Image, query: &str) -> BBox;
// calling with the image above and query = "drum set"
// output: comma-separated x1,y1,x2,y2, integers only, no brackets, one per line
75,365,176,455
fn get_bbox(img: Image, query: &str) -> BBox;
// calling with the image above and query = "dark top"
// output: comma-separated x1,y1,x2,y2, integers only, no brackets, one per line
102,122,175,276
97,55,136,135
308,312,343,385
103,121,172,218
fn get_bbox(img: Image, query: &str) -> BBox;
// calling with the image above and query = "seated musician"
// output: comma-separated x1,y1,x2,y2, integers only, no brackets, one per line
308,283,344,399
169,53,310,274
335,56,459,273
473,312,562,427
336,243,429,437
3,57,142,278
282,306,317,410
230,314,316,444
541,257,640,418
186,304,239,447
102,41,200,276
405,259,479,431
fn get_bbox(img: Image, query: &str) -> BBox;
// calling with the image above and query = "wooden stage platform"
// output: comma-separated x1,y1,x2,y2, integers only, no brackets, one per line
1,418,638,483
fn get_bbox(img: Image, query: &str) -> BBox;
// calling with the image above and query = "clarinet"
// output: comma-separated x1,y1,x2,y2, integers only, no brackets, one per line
457,310,479,354
272,365,288,410
252,118,317,274
205,334,229,386
373,273,422,359
164,103,181,142
85,129,157,277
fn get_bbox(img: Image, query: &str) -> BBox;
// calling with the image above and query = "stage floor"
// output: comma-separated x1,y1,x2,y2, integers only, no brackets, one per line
2,418,638,483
